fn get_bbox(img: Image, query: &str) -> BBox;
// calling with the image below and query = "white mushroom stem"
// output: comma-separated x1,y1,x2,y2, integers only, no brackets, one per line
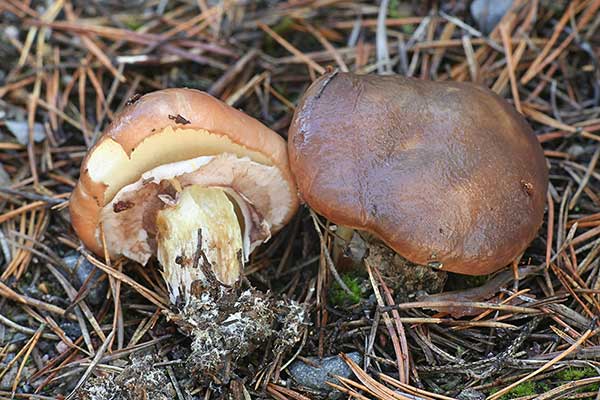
156,185,243,304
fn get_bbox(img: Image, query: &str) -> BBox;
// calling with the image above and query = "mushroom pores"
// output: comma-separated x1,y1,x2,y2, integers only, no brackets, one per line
70,88,299,303
288,72,548,276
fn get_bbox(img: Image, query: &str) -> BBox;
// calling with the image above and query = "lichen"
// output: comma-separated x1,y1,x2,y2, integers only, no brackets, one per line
77,354,175,400
273,300,307,352
176,286,306,384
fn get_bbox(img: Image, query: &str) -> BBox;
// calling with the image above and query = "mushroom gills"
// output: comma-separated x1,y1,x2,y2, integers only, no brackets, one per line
156,185,243,304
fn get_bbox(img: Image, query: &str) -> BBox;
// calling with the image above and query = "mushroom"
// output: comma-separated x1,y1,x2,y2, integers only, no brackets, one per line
288,71,548,276
70,88,299,304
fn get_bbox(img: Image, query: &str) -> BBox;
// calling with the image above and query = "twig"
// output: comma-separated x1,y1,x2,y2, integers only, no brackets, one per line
65,330,115,400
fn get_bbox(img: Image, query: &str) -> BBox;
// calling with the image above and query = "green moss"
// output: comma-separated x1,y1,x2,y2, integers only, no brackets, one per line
537,381,551,393
488,369,600,400
585,383,600,393
388,0,414,35
330,274,363,306
557,367,599,393
507,381,538,398
556,366,597,381
488,381,539,399
401,25,415,35
273,16,295,35
388,0,401,18
123,16,144,31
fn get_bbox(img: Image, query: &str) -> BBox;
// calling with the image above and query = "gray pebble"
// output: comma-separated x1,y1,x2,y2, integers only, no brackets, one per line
288,352,362,394
62,252,108,306
60,321,82,339
0,361,18,390
0,354,33,391
0,163,10,186
567,144,586,158
4,120,46,145
458,388,486,400
470,0,514,34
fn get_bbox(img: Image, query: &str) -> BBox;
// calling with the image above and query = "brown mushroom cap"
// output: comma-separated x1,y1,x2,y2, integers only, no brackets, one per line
288,72,548,275
70,88,299,257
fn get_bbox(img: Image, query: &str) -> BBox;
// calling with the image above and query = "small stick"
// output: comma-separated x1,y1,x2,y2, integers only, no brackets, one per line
257,22,325,75
499,22,522,113
64,330,115,400
569,146,600,210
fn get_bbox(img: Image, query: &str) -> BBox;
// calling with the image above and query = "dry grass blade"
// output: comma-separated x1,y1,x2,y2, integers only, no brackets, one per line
0,281,69,316
498,22,521,113
338,353,431,400
326,381,371,399
365,259,408,383
257,22,326,75
64,330,115,400
382,301,538,314
83,253,168,308
267,383,312,400
568,146,600,210
309,209,356,298
0,324,45,383
11,324,44,394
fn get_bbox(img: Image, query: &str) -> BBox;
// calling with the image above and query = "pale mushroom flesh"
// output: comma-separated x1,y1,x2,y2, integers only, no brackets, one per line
99,153,292,304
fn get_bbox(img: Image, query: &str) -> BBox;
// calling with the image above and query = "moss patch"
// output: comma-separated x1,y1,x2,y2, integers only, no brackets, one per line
556,366,597,381
330,274,363,306
557,367,599,393
488,368,600,399
489,381,538,399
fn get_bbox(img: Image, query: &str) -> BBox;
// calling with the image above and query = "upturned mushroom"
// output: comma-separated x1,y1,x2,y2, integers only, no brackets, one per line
70,88,299,304
288,71,548,276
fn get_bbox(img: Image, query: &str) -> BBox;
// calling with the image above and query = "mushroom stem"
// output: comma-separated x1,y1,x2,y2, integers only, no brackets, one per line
155,185,243,304
332,225,356,265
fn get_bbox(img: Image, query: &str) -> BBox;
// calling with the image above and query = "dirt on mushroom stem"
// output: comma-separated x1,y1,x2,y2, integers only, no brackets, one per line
173,286,306,385
333,228,447,301
153,185,307,384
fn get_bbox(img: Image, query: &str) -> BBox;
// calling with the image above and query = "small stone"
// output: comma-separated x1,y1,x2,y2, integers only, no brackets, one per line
4,26,19,40
61,321,83,339
0,355,17,390
288,352,362,393
4,120,46,145
0,163,10,186
55,341,69,354
567,144,585,159
470,0,514,35
457,388,486,400
62,252,108,306
0,354,33,391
